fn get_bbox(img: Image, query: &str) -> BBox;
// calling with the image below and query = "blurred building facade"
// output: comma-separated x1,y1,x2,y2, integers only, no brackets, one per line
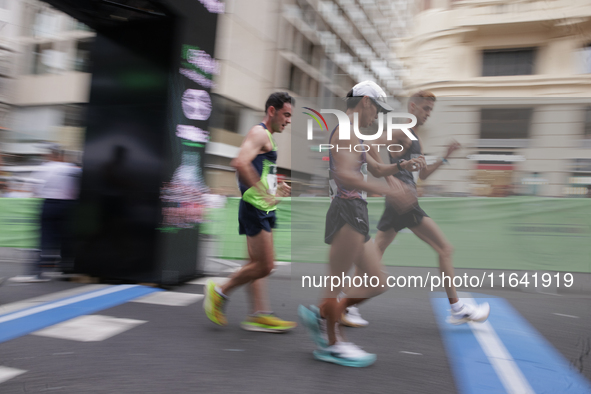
399,0,591,197
2,0,412,196
0,0,20,151
1,0,91,166
207,0,411,195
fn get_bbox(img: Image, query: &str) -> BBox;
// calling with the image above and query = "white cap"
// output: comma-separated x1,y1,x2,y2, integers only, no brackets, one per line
350,80,393,113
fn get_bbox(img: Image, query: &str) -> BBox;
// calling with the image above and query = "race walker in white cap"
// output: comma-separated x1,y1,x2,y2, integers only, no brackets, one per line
298,81,424,367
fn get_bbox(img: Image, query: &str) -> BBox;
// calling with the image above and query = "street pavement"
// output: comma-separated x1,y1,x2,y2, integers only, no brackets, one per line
0,260,590,394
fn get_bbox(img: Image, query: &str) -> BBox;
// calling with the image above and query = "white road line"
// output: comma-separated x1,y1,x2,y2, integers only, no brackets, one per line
0,366,26,384
274,261,291,266
0,285,109,316
0,285,137,325
399,351,423,355
553,313,579,319
463,296,535,394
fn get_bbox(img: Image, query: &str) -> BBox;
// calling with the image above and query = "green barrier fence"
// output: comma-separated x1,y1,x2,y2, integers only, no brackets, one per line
0,198,42,249
3,197,591,272
215,197,591,273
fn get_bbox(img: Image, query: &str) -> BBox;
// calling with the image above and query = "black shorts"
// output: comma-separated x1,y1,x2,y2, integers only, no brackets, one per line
377,201,428,233
325,197,371,245
238,199,276,236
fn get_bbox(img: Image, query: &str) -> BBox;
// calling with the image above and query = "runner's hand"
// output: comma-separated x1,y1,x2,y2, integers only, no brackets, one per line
263,193,278,207
385,177,417,214
400,156,426,172
445,140,461,159
277,181,291,198
414,155,427,170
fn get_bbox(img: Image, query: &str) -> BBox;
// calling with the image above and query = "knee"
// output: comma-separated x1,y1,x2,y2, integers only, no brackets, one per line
440,243,454,259
374,239,388,256
258,261,274,278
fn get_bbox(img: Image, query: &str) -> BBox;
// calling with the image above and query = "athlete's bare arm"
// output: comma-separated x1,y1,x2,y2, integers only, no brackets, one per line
366,146,424,178
232,125,291,202
418,138,461,181
232,126,273,193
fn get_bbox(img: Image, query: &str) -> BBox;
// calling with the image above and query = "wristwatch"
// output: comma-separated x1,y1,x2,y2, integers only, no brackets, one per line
440,157,448,164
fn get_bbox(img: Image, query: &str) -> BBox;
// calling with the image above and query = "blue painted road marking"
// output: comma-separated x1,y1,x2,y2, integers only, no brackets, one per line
431,294,591,394
0,285,161,344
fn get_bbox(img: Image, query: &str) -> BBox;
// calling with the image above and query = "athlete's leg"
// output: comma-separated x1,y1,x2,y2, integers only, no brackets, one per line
341,240,387,306
409,217,458,303
374,228,398,259
245,238,271,314
339,229,396,326
221,230,274,296
246,279,269,314
346,229,396,292
319,224,365,346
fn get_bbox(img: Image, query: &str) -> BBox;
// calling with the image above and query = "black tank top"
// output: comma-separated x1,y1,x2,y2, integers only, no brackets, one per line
390,129,421,187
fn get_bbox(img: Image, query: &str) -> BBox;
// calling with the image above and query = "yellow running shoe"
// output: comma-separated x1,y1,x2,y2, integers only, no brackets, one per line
240,313,297,333
203,280,227,326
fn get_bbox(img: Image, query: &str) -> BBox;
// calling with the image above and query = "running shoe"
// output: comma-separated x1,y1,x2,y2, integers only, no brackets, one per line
203,280,227,326
447,302,490,325
240,313,297,333
313,341,376,367
341,306,369,327
298,305,328,348
308,305,347,345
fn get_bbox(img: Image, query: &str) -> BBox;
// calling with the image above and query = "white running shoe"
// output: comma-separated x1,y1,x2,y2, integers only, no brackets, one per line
341,306,369,327
313,341,376,367
448,302,490,325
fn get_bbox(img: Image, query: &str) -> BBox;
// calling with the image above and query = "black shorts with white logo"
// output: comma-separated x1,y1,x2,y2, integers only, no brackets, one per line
376,201,428,233
324,197,370,245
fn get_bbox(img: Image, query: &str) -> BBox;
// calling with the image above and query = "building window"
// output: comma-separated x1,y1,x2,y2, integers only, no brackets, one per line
300,37,314,65
31,43,53,74
289,64,304,96
577,44,591,74
33,9,59,38
482,48,535,76
0,103,9,130
74,39,93,72
0,77,8,100
584,107,591,138
209,94,247,133
0,50,11,77
62,105,87,127
480,108,533,139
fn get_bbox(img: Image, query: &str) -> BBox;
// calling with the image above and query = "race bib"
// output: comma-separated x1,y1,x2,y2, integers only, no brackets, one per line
267,164,278,195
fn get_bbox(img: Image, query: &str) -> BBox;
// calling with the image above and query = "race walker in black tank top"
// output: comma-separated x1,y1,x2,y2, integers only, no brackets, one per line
325,125,371,244
377,128,428,232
